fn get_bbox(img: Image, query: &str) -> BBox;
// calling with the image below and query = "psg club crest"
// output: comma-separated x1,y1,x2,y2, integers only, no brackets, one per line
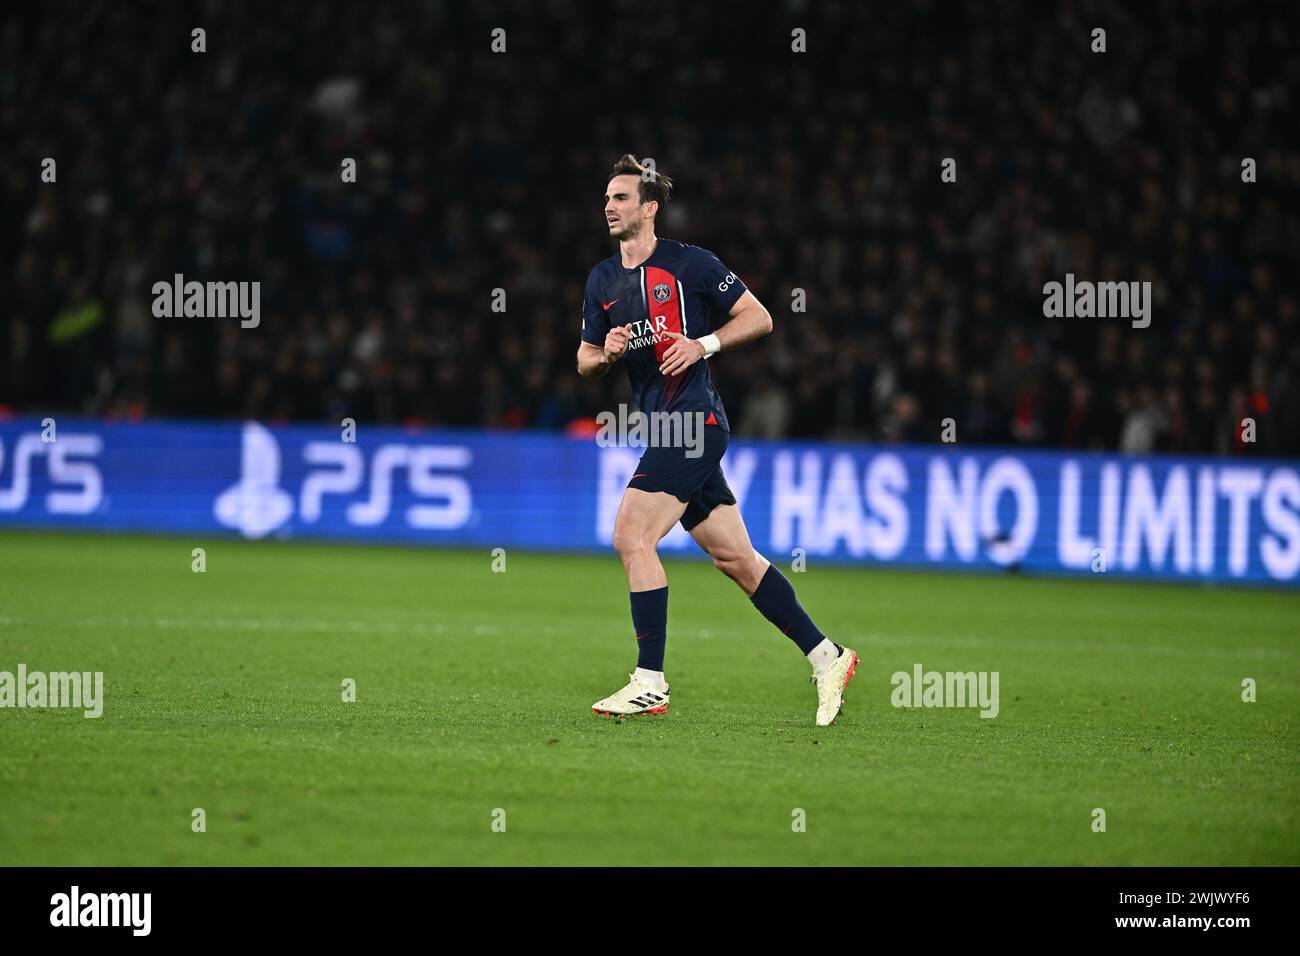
652,282,672,303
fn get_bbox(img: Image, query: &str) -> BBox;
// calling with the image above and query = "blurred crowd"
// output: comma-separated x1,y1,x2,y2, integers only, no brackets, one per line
3,0,1298,455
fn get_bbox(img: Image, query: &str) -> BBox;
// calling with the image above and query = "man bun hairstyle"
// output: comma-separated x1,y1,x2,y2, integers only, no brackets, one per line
610,153,674,207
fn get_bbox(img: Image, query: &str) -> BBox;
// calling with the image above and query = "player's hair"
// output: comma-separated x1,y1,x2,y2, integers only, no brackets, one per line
609,153,674,208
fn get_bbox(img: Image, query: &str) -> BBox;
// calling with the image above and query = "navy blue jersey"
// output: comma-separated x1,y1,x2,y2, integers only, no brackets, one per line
581,239,746,431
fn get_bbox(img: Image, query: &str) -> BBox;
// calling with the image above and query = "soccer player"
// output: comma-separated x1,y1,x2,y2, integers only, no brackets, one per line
576,155,858,726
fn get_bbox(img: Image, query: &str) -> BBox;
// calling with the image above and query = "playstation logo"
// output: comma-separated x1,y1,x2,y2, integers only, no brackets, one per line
214,423,294,538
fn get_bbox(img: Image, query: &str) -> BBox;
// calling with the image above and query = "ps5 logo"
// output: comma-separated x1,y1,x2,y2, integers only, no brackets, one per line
215,423,473,538
0,432,103,514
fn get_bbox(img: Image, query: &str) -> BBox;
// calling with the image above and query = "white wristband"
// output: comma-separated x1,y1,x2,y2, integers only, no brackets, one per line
698,333,721,358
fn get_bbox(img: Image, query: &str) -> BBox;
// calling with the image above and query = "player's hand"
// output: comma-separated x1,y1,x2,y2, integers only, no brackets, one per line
603,324,633,363
658,332,706,377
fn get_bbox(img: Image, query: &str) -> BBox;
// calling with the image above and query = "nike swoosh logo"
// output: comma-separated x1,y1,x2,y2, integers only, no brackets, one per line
602,299,619,310
631,473,648,479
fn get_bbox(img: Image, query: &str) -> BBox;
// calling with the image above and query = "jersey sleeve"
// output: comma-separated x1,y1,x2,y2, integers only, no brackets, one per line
580,268,609,347
696,248,748,315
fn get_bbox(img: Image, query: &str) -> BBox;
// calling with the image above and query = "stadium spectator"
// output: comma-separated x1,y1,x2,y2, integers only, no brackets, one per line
2,0,1296,456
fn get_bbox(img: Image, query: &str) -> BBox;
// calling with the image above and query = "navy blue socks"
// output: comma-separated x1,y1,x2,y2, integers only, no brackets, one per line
749,565,827,654
630,586,668,671
630,570,827,671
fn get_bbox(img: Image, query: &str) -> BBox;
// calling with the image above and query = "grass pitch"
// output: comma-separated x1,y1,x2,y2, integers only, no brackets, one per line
0,530,1296,866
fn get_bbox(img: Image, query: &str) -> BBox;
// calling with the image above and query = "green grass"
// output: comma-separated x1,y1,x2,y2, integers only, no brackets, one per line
0,529,1296,866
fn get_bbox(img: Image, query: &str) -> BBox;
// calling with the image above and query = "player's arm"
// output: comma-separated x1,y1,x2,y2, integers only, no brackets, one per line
576,341,610,378
576,268,631,378
711,290,774,351
576,328,632,379
658,290,772,376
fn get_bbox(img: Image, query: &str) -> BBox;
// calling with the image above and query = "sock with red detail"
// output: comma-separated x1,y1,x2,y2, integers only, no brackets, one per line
748,565,828,655
630,586,668,672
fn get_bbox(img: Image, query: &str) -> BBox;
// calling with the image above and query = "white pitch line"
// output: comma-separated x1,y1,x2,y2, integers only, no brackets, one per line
0,616,1292,659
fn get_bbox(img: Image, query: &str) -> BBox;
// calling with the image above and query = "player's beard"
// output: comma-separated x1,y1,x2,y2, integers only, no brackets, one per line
610,217,640,242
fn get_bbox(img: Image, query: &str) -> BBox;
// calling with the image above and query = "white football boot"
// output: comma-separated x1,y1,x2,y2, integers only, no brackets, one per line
592,672,670,717
812,645,859,726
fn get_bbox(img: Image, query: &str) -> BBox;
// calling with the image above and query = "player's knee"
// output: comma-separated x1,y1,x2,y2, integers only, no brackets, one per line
613,523,653,560
712,551,757,589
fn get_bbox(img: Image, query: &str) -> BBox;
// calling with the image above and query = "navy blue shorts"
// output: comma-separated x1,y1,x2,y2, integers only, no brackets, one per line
627,425,736,531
